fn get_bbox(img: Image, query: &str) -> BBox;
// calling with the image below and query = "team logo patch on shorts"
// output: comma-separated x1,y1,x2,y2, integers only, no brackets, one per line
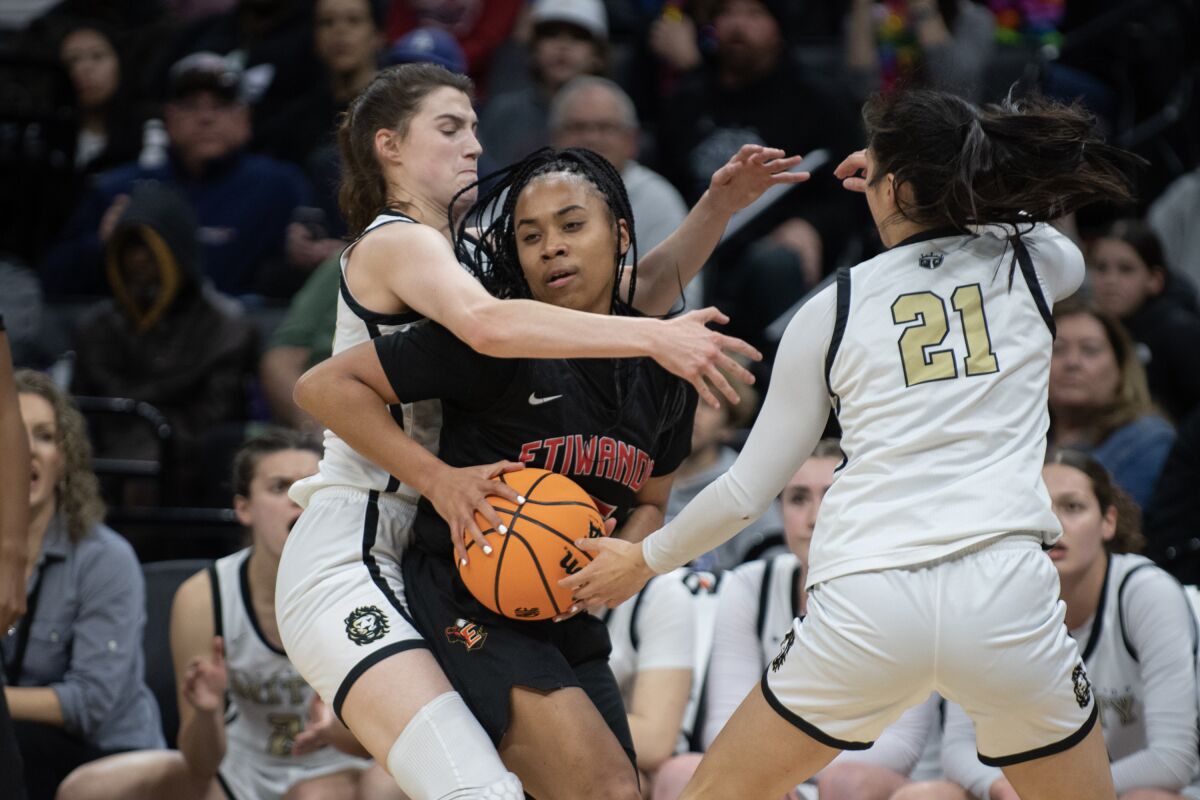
446,619,487,651
344,606,390,646
1072,663,1092,708
771,628,795,673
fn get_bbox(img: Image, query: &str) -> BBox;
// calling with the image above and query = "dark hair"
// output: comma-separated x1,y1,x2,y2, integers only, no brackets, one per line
1050,297,1155,444
864,90,1142,231
1094,218,1168,274
451,147,639,312
1045,448,1144,553
336,63,473,235
231,428,322,500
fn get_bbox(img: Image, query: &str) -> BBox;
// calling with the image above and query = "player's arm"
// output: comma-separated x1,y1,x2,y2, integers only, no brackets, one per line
613,474,674,545
631,145,810,317
565,288,836,606
171,570,228,781
357,224,758,409
0,319,29,632
294,334,522,562
702,565,768,748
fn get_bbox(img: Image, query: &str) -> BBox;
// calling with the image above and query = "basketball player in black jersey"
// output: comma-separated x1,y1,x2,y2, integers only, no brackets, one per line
297,148,698,800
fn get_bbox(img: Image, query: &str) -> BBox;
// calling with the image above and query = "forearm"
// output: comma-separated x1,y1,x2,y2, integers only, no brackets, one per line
4,686,64,725
617,505,665,545
634,192,739,316
468,299,661,360
177,708,226,779
627,713,675,772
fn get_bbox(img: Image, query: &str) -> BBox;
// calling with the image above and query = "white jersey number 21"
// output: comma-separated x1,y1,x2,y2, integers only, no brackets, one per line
891,284,1000,388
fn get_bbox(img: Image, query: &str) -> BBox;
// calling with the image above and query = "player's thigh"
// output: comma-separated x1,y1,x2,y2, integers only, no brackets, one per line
998,721,1115,800
499,686,640,800
56,750,223,800
889,781,970,800
680,683,840,800
281,767,362,800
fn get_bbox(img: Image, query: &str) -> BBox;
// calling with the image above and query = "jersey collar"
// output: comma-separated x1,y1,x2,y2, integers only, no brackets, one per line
889,226,971,250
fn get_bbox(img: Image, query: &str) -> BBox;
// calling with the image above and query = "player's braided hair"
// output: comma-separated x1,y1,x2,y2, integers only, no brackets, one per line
450,147,639,314
451,148,693,440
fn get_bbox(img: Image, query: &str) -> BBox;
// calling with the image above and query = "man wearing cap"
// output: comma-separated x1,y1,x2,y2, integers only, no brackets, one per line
42,52,314,299
479,0,609,171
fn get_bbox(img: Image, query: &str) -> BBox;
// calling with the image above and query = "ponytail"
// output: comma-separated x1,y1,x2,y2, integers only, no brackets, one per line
864,90,1143,230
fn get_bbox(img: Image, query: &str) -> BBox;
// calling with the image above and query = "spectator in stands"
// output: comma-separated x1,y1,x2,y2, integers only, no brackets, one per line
1087,219,1200,422
70,181,257,487
1049,299,1175,511
57,429,402,800
844,0,996,103
550,76,688,256
905,449,1200,800
1145,408,1200,585
1149,167,1200,294
0,317,31,800
384,0,522,88
41,52,315,298
479,0,609,171
4,370,163,800
58,22,146,176
654,0,861,352
666,376,780,572
656,441,938,800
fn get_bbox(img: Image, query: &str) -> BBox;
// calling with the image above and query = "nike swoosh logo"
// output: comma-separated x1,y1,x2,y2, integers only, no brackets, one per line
528,393,563,405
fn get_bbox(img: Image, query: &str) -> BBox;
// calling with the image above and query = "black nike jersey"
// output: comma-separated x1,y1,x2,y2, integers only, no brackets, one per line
374,320,698,556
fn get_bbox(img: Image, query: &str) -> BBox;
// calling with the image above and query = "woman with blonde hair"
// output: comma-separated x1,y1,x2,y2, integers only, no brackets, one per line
3,371,162,799
1049,298,1175,508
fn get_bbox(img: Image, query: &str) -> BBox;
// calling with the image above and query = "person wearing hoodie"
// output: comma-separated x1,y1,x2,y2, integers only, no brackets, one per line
70,181,257,493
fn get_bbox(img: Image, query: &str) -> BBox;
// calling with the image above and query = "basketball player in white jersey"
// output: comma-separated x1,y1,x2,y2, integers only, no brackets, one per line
901,450,1200,800
273,63,811,800
656,441,936,800
565,89,1145,800
57,431,394,800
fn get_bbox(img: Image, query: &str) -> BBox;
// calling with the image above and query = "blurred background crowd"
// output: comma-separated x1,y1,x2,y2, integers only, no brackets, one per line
1,0,1199,796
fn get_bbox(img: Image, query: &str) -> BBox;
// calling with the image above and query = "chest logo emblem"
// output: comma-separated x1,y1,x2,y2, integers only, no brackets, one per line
528,393,564,405
344,605,390,646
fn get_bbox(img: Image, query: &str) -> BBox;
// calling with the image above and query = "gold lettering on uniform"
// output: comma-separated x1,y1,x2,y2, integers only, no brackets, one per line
1098,693,1138,727
951,284,1000,376
892,292,956,387
283,676,308,706
266,713,302,756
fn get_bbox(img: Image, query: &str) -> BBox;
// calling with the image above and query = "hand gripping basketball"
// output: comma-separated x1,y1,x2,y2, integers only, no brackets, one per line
458,468,609,621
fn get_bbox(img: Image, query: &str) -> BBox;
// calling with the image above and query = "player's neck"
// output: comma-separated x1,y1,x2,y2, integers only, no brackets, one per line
877,217,934,249
1060,556,1107,631
387,193,451,240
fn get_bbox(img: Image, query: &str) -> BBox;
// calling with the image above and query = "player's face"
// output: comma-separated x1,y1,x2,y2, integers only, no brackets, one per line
1043,463,1115,581
61,28,119,110
390,87,480,210
234,449,319,562
781,456,838,568
19,393,65,514
315,0,381,75
1049,313,1122,411
1087,238,1163,319
551,88,637,173
513,174,629,315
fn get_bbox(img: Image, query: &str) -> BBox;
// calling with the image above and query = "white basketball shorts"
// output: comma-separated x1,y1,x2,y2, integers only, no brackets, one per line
763,534,1097,765
276,488,427,722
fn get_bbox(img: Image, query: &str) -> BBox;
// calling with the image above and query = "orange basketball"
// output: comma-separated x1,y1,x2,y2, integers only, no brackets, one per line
458,468,607,621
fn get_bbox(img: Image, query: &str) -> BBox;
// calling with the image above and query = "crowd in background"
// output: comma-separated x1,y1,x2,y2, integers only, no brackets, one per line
1,0,1200,797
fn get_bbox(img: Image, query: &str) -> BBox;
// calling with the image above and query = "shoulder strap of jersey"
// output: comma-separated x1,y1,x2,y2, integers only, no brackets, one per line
756,557,777,641
1080,554,1113,663
824,266,852,399
629,575,656,652
1117,562,1196,663
1013,235,1056,337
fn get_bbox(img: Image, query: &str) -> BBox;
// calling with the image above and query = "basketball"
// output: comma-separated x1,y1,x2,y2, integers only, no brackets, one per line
458,468,607,621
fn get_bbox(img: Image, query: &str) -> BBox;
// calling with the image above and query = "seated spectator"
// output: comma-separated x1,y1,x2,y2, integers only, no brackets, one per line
1087,219,1200,422
384,0,522,88
70,181,257,488
600,570,696,797
900,450,1200,800
1148,167,1200,301
57,429,401,800
41,52,315,298
260,253,339,432
844,0,996,103
4,370,163,800
1145,407,1200,585
667,378,781,572
550,76,689,258
1049,299,1174,510
656,441,937,800
478,0,609,171
58,22,147,176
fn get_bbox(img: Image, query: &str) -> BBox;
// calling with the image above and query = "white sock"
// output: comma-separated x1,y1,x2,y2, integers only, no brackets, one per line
386,692,523,800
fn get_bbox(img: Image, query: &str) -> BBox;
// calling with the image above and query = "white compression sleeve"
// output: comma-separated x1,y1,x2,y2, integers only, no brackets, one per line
642,285,836,573
386,692,522,800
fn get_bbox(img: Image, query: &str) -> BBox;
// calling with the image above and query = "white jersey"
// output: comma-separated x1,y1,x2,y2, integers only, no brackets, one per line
290,212,443,507
643,223,1085,587
211,550,365,787
602,569,696,706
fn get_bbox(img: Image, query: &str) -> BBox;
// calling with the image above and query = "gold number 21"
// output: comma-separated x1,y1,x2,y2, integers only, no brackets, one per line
891,284,999,388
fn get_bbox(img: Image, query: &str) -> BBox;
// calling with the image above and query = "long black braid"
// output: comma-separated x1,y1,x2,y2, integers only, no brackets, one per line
449,147,693,442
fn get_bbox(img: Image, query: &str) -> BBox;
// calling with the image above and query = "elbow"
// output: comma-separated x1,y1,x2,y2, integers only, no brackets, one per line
292,364,326,415
458,312,504,357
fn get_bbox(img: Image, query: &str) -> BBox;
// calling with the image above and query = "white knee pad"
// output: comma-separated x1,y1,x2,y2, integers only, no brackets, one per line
386,692,522,800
